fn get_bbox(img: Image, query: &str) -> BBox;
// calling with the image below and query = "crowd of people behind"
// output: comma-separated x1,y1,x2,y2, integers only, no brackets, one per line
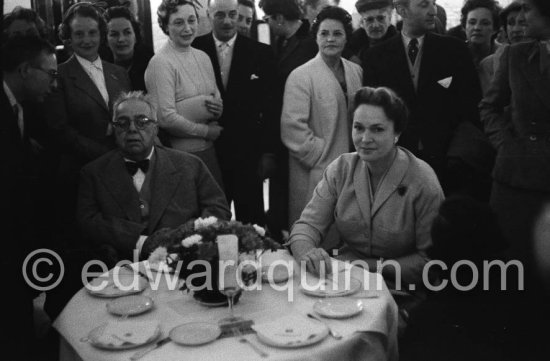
2,0,550,360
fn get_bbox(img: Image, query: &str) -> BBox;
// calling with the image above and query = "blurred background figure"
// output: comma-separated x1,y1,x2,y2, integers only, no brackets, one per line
347,0,397,63
236,0,256,37
479,1,528,93
2,5,49,40
304,0,331,25
104,6,154,91
462,0,501,71
480,0,550,281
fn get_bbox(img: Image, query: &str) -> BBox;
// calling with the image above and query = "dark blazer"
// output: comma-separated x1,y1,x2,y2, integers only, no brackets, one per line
361,33,482,174
480,41,550,192
192,33,277,167
104,44,154,92
77,146,231,260
45,55,131,164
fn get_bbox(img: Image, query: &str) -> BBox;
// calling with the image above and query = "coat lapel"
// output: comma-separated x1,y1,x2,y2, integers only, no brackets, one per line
103,62,123,111
417,33,437,92
389,36,416,100
202,34,225,97
101,152,142,222
371,149,409,217
353,159,372,223
523,42,550,113
147,148,182,233
66,56,109,112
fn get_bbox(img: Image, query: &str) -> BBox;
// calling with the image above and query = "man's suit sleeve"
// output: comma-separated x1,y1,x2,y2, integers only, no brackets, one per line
44,77,111,160
77,166,146,256
479,45,511,150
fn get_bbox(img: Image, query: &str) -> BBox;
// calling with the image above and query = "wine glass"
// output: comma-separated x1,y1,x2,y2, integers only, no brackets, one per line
218,263,244,325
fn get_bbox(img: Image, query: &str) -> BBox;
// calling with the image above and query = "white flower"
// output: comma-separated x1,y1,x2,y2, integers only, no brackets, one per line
181,234,203,248
253,224,265,237
148,246,168,264
194,216,218,230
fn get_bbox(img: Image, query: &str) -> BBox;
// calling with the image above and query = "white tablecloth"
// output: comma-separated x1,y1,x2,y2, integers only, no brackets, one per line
54,251,398,361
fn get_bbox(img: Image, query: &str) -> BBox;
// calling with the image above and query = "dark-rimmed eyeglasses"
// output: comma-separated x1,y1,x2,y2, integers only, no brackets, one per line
111,116,157,130
32,67,59,82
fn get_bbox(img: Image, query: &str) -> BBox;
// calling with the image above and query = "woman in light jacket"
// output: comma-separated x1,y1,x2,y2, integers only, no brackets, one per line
281,6,362,226
289,87,444,288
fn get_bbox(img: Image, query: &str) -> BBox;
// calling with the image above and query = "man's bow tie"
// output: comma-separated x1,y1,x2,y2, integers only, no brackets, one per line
125,159,150,175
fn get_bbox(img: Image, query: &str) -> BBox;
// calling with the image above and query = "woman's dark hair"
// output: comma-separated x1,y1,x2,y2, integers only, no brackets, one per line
531,0,550,19
352,86,408,134
157,0,200,35
259,0,302,21
499,1,523,32
310,6,353,40
460,0,501,30
58,2,108,42
105,6,143,44
3,6,49,39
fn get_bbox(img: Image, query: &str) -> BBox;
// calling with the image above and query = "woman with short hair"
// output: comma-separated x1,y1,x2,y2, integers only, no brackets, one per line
289,86,444,288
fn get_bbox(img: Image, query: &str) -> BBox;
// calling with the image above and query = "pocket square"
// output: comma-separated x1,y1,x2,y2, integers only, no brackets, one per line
438,76,452,88
250,74,259,80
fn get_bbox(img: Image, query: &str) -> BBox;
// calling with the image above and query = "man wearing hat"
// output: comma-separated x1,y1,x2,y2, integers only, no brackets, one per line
345,0,397,62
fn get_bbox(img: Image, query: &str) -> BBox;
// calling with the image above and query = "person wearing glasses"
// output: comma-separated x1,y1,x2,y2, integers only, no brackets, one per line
145,0,224,187
1,35,58,360
77,91,230,264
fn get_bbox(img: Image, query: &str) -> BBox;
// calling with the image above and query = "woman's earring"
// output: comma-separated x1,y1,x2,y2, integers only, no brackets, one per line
394,137,399,144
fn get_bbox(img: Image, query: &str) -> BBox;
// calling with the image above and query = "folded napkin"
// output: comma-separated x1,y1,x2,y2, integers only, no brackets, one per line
94,321,159,347
252,315,326,346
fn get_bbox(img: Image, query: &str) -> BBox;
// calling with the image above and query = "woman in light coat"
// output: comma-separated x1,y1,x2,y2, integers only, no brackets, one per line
281,6,362,226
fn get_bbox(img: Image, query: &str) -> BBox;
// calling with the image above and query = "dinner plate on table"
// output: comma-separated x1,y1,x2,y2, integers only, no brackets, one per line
169,322,221,346
261,265,291,283
86,275,148,298
300,272,362,297
253,315,329,348
84,321,161,350
313,298,363,319
106,295,154,317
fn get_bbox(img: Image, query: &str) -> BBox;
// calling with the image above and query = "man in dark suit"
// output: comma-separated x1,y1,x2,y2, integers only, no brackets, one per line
1,35,58,361
193,0,277,226
78,91,231,263
361,0,482,191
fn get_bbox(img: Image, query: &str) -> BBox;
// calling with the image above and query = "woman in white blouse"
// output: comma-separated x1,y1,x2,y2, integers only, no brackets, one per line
145,0,224,186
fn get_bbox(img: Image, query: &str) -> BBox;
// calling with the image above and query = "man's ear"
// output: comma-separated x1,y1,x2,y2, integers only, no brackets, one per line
18,62,31,79
395,3,408,19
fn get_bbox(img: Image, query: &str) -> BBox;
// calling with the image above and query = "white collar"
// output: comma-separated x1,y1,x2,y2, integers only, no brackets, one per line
3,80,19,109
75,53,103,71
542,39,550,54
213,33,237,49
124,146,155,163
401,32,425,49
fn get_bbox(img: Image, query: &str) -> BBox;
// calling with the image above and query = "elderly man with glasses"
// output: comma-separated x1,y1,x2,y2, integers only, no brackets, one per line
77,91,231,266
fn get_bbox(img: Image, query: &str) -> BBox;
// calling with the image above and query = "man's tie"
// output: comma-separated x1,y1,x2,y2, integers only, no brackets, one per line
408,38,419,65
125,159,150,175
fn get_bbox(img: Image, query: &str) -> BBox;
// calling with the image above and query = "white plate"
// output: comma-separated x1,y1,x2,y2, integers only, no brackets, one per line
86,322,161,350
313,298,363,319
169,322,221,346
300,274,362,297
106,295,154,316
255,318,329,348
86,275,148,298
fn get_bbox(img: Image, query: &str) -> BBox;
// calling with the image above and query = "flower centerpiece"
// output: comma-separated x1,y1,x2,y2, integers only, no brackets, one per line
144,217,281,304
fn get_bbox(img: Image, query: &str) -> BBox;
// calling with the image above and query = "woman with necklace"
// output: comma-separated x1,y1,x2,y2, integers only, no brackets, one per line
145,0,224,187
281,6,362,228
288,87,444,290
104,6,154,92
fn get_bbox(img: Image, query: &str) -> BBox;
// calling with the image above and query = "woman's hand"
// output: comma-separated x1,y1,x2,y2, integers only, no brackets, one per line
206,121,223,140
205,97,223,119
299,247,333,276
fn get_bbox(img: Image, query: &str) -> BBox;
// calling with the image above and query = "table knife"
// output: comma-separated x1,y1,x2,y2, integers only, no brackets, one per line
130,336,171,360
